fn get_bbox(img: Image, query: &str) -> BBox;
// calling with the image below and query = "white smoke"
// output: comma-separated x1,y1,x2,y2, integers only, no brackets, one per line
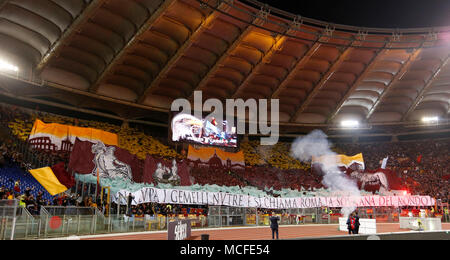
290,130,361,218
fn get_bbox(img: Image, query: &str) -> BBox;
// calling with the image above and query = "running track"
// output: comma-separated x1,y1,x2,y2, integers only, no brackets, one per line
79,223,450,240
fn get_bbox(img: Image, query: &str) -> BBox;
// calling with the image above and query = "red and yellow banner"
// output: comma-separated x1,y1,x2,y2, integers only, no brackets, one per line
29,119,118,150
29,167,68,196
187,145,245,166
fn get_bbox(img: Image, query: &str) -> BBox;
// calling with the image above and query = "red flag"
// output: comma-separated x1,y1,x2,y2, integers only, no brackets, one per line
51,162,75,189
142,156,156,184
68,138,95,174
417,155,422,163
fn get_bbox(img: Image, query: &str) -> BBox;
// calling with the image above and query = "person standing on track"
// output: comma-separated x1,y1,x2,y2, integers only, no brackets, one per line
352,212,360,235
269,211,280,240
346,213,355,235
127,193,134,216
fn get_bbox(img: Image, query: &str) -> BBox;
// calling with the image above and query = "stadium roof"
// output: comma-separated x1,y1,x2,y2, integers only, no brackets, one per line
0,0,449,134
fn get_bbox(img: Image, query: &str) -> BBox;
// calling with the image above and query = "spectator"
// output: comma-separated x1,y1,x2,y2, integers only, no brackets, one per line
0,186,5,199
13,180,20,194
127,193,134,215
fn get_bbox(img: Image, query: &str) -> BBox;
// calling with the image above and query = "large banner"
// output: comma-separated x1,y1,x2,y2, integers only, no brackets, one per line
29,119,118,151
313,153,365,170
68,139,142,183
69,139,191,185
187,145,245,167
142,156,191,186
348,168,404,193
113,187,435,209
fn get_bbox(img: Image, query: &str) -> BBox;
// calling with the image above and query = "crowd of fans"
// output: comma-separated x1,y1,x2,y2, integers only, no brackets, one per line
337,140,450,203
237,167,323,192
0,185,45,214
0,142,28,171
0,181,105,215
1,103,179,160
189,167,247,187
119,202,208,217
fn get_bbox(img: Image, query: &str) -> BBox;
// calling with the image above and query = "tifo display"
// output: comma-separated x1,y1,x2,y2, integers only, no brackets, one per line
0,103,449,241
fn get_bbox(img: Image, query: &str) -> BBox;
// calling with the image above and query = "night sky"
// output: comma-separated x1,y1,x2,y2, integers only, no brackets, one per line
249,0,450,28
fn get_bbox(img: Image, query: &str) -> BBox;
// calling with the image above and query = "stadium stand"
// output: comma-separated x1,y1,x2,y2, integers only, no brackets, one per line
1,102,449,204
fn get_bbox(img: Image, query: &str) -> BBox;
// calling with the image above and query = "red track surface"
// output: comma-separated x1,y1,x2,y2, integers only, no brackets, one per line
81,223,450,240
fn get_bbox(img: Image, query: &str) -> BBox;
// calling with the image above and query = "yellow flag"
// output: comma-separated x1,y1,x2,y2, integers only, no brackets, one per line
29,167,68,196
312,153,365,169
338,153,365,169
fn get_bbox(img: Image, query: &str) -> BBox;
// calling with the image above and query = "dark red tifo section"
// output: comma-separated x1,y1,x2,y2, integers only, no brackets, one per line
80,223,450,240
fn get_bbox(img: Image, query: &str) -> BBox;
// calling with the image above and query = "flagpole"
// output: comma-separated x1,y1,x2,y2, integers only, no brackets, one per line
96,168,99,204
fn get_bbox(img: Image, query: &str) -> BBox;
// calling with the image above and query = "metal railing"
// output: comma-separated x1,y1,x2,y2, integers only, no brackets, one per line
1,203,449,240
0,200,18,240
44,206,96,216
3,205,209,240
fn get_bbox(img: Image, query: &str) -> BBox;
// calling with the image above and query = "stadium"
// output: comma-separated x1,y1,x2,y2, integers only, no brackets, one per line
0,0,449,243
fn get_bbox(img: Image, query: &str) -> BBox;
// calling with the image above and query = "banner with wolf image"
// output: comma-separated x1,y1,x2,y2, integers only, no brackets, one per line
69,139,191,186
142,156,191,186
312,153,403,193
68,139,142,183
347,168,404,193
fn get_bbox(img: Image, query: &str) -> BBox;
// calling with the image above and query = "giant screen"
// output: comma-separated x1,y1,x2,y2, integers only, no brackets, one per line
171,113,238,148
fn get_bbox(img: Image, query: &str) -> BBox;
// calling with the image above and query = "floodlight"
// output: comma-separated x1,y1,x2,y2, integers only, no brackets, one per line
340,120,359,128
422,116,439,123
0,59,18,72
